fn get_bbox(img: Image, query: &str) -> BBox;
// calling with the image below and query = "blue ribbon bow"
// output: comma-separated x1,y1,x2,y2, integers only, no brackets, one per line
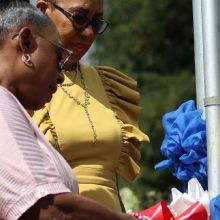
155,100,207,191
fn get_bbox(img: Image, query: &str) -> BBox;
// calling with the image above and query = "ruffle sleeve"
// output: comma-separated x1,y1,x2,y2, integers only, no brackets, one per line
96,66,149,182
32,107,60,152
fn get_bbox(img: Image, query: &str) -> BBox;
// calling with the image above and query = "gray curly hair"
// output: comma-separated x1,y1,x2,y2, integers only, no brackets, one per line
0,0,56,39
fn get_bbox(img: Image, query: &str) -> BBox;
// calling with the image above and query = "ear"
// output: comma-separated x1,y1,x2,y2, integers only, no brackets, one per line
17,27,35,54
37,0,50,13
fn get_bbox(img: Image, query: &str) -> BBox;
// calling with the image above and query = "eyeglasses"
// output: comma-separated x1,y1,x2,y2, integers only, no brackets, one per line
46,0,110,35
35,35,73,72
12,32,73,72
54,43,73,71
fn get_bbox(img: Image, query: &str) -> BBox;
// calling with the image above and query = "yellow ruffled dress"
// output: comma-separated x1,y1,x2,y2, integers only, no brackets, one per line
32,64,149,211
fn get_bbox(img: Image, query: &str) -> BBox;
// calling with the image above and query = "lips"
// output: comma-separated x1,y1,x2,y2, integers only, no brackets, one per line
71,43,90,57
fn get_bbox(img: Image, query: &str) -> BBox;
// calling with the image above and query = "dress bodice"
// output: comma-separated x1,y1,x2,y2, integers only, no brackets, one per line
32,64,149,211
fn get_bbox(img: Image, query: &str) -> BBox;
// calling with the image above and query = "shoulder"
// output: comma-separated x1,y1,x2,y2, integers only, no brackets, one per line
0,86,27,124
95,65,138,89
90,65,140,111
80,63,137,87
80,63,139,103
0,86,17,107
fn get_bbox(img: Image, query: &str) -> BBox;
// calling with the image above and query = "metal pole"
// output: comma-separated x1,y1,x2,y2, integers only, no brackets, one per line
192,0,205,114
202,0,220,199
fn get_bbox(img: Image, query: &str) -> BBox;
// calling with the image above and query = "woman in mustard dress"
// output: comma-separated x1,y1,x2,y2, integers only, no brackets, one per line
33,0,149,211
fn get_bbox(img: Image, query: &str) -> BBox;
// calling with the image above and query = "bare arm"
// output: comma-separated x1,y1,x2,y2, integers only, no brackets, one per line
19,193,136,220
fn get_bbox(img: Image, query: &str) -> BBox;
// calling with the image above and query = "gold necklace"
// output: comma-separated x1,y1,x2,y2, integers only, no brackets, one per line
58,65,97,144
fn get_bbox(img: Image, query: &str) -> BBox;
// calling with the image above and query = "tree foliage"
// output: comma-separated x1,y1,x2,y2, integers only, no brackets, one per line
90,0,196,209
91,0,194,74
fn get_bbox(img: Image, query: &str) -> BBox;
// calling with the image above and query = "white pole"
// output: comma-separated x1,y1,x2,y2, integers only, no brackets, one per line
202,0,220,199
192,0,205,114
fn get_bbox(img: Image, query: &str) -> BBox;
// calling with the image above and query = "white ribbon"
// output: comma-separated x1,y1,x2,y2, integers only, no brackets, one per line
169,178,210,217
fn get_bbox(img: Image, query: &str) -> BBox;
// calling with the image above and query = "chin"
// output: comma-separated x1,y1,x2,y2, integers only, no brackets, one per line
24,101,46,111
67,56,80,66
32,104,45,110
25,104,43,111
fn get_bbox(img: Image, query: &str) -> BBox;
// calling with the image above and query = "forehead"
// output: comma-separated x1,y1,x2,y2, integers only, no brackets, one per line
57,0,103,14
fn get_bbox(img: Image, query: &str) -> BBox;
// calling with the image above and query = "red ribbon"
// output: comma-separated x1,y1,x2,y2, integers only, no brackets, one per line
139,201,174,220
138,201,207,220
176,201,208,220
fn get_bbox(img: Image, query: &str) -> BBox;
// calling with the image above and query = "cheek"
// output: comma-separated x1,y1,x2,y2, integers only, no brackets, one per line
60,30,75,47
45,60,58,79
56,22,77,44
49,12,77,44
37,56,58,83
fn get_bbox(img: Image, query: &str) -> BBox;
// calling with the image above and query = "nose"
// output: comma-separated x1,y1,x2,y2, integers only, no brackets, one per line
81,25,96,40
57,71,64,84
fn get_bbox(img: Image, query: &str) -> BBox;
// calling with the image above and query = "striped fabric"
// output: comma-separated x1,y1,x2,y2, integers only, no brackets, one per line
0,86,78,220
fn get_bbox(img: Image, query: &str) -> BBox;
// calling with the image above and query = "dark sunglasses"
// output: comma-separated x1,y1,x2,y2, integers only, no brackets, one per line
46,0,110,35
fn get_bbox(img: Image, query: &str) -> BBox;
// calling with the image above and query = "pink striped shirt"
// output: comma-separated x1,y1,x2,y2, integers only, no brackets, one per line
0,86,78,220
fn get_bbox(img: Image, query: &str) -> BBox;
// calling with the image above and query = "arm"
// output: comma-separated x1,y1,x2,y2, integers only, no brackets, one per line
19,193,136,220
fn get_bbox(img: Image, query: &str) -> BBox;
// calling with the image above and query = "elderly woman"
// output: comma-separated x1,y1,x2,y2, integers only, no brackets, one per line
0,1,135,220
32,0,149,212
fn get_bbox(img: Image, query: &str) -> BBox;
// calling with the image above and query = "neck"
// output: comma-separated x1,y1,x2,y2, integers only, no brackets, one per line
0,66,14,94
0,46,18,94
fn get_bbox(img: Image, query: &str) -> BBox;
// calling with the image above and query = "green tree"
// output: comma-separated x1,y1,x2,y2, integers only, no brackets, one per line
90,0,196,209
92,0,194,74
